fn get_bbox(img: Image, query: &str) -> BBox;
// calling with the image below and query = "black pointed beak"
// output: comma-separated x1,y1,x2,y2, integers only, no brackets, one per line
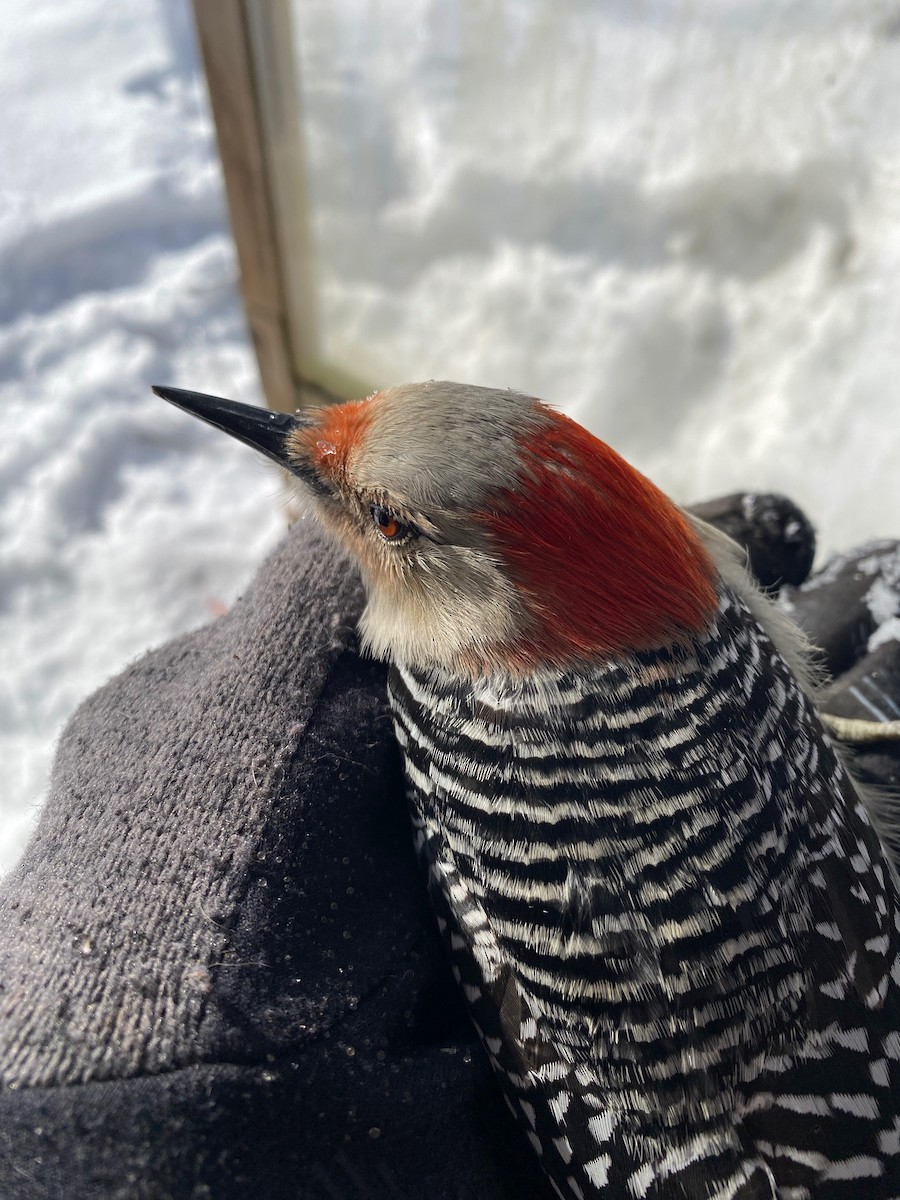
152,385,308,469
152,385,331,497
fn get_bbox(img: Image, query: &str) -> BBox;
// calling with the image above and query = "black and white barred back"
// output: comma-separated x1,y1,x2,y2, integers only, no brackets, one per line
388,585,900,1200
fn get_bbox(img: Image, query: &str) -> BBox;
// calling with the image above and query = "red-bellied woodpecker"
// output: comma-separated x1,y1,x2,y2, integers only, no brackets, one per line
154,380,900,1199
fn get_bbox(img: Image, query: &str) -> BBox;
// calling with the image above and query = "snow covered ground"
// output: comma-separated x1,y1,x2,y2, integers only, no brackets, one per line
2,0,900,874
0,1,285,871
293,0,900,548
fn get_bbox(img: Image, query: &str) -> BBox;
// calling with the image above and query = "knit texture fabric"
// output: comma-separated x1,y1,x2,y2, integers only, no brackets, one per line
0,520,550,1200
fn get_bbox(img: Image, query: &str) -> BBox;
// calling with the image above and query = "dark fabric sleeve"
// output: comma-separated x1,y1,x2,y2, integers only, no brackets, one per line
0,520,551,1200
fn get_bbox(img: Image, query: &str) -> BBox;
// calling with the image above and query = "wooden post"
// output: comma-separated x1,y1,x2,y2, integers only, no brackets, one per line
191,0,297,413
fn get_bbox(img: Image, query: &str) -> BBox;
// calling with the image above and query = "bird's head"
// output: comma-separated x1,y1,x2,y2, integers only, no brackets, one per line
154,381,718,676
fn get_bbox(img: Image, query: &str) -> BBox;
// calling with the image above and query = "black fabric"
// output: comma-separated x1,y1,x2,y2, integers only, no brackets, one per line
781,539,900,677
819,638,900,825
689,491,816,589
0,521,553,1199
0,1053,546,1200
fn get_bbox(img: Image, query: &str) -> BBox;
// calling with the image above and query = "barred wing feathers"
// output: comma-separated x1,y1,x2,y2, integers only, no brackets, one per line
388,588,900,1199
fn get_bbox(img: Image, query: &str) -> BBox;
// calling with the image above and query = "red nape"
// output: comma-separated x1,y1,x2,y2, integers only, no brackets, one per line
479,408,719,666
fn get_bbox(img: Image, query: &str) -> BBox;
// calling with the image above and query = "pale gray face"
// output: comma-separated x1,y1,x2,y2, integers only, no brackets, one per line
152,379,551,671
353,381,543,511
283,381,552,673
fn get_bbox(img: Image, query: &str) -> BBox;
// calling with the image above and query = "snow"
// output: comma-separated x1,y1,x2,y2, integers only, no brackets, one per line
0,0,285,872
870,617,900,655
2,0,900,874
293,0,900,548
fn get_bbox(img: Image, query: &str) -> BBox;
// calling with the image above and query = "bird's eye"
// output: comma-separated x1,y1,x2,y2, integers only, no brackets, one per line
370,504,407,542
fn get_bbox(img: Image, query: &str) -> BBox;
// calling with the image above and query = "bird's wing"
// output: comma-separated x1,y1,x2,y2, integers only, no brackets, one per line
416,807,780,1200
805,759,899,1013
731,734,900,1196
